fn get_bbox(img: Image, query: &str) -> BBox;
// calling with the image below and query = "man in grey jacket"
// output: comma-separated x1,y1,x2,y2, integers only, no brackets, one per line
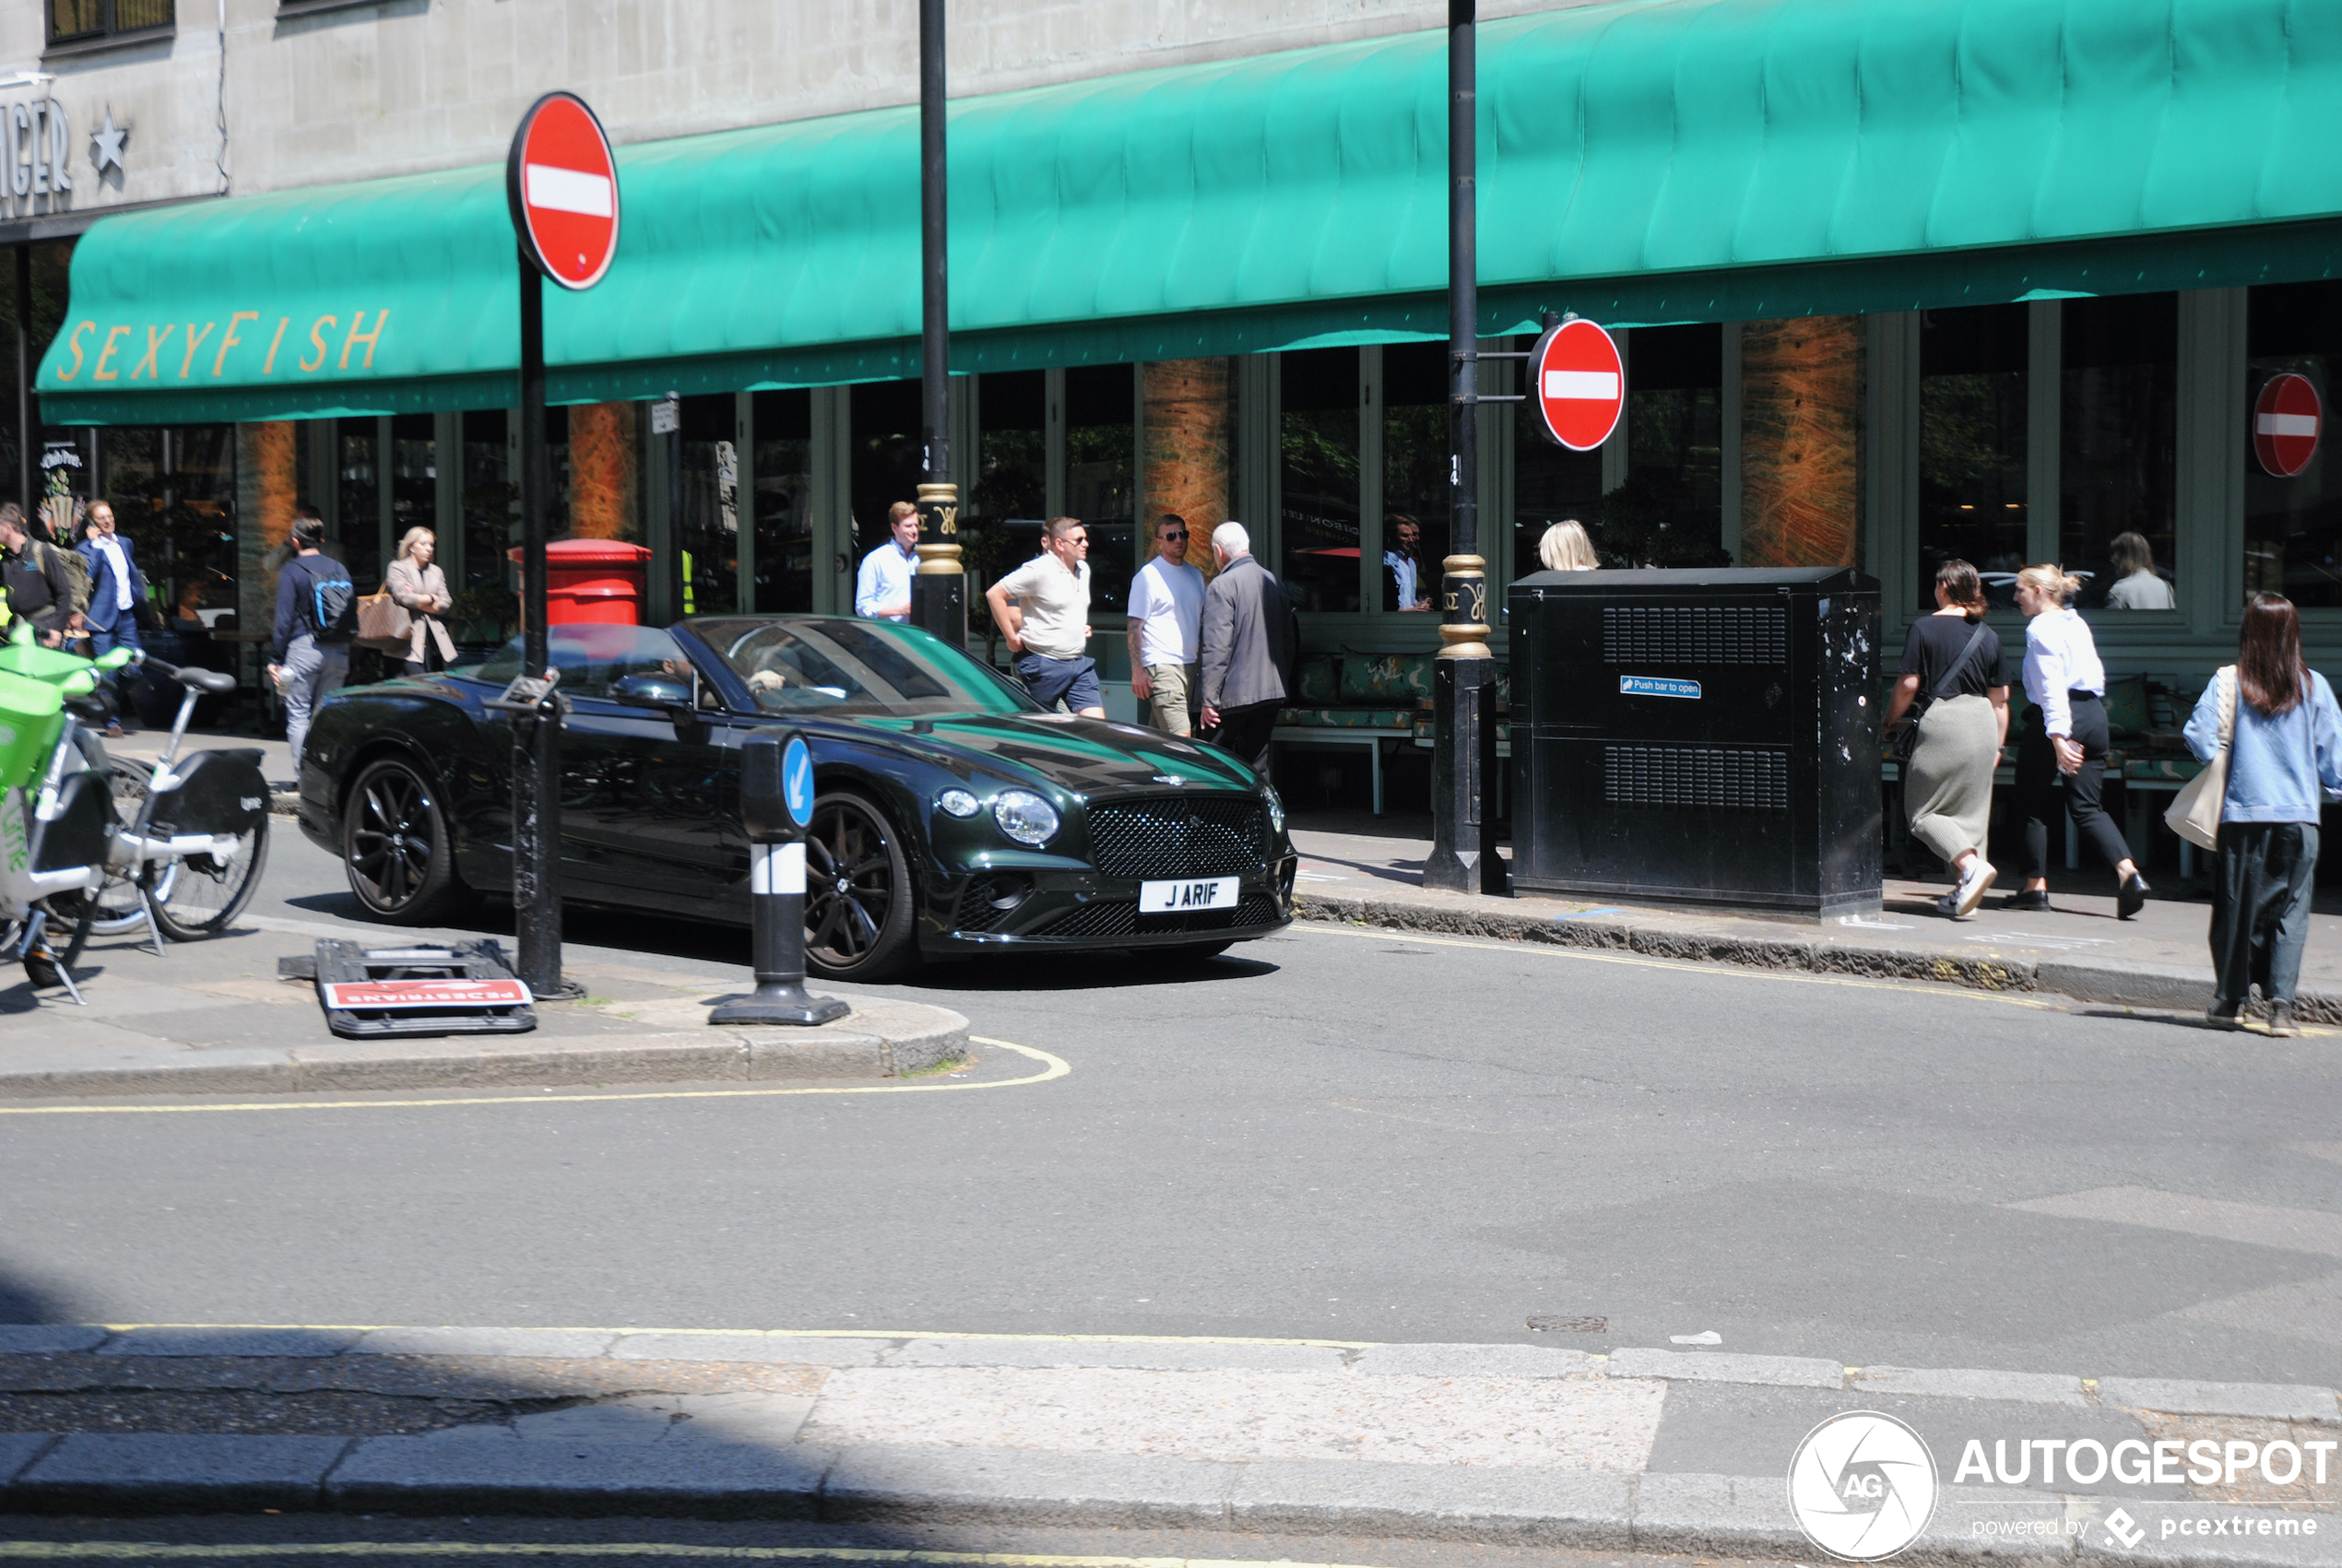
1198,521,1294,772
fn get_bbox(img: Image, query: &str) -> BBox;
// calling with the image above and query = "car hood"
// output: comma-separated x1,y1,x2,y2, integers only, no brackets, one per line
852,712,1260,796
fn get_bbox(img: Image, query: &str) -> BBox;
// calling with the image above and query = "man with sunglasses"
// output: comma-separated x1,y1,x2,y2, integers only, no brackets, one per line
1126,513,1205,734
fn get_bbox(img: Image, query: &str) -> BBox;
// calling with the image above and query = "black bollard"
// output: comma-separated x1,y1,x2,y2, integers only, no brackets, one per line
712,730,848,1026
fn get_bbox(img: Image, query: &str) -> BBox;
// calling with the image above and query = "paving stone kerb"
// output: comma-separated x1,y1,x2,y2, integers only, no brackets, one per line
0,998,968,1099
1294,892,2342,1024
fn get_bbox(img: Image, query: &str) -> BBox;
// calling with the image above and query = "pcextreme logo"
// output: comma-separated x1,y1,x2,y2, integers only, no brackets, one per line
1787,1410,1939,1562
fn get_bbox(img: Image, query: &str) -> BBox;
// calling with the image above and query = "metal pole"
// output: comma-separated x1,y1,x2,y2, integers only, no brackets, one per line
667,389,684,619
910,0,964,646
1425,0,1505,897
512,253,568,995
15,243,32,513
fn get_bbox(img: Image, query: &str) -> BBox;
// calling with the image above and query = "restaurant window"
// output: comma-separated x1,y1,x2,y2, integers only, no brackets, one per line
671,394,739,616
1512,336,1603,583
388,413,436,584
1280,348,1360,612
1919,304,2029,609
337,418,382,593
1064,365,1134,613
2062,293,2178,611
459,409,510,595
1381,342,1448,613
48,0,171,43
2245,280,2342,607
849,379,921,580
751,389,811,613
99,425,234,624
1615,324,1723,566
967,371,1046,607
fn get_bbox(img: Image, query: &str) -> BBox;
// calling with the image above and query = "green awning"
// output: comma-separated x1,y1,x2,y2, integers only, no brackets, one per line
42,0,2342,424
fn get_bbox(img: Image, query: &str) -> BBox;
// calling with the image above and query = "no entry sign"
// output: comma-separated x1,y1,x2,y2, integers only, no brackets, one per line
2255,372,2323,477
507,92,620,290
1530,317,1626,451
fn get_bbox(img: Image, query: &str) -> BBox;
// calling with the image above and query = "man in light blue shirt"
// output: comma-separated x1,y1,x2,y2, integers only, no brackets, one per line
855,501,920,620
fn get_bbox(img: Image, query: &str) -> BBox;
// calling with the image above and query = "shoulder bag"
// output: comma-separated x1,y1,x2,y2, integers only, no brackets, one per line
1893,619,1992,764
354,577,414,654
2165,666,2236,852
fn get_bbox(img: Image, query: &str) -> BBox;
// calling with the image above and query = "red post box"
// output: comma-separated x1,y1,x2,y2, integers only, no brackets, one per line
508,537,654,627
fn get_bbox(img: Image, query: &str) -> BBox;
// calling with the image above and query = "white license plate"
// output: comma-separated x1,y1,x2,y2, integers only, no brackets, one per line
1139,876,1238,914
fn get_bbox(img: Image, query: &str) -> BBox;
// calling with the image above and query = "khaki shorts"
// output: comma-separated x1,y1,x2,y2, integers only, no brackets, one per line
1144,662,1201,736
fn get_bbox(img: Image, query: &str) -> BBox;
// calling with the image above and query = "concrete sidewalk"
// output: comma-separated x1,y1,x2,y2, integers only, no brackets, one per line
0,1326,2333,1561
1291,815,2342,1024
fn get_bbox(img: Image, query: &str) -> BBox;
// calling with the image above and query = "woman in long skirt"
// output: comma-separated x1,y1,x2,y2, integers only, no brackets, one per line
1887,560,2009,918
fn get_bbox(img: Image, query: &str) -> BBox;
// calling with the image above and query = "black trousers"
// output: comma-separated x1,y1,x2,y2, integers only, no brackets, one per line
2211,822,2320,1006
2015,694,2133,879
1206,699,1283,775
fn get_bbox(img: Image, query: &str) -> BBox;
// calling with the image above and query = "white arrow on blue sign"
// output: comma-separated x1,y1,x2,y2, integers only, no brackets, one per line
782,737,814,827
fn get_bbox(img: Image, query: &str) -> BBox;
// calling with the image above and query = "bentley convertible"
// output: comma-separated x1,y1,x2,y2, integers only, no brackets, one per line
296,616,1297,980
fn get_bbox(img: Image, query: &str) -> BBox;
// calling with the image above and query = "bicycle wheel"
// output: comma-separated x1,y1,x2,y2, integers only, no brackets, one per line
20,897,93,989
148,817,270,941
72,757,163,936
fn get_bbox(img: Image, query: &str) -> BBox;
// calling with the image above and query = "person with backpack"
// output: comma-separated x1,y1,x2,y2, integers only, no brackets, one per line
0,501,86,648
268,507,356,780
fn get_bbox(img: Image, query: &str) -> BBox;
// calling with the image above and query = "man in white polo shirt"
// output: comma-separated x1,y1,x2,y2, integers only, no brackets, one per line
985,515,1104,718
1126,513,1205,734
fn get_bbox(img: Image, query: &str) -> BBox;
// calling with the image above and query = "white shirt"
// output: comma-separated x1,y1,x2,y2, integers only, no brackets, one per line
995,551,1092,661
1383,550,1421,610
91,534,133,609
2023,606,2106,739
1128,556,1204,667
855,539,917,621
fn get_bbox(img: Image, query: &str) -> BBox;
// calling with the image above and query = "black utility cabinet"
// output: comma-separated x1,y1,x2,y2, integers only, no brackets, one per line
1508,566,1881,919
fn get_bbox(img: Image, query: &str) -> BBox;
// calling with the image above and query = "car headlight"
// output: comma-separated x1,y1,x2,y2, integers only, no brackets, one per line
937,788,981,818
991,789,1060,846
1262,783,1286,835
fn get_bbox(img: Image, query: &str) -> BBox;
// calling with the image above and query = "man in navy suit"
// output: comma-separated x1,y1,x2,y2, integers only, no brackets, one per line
77,499,147,737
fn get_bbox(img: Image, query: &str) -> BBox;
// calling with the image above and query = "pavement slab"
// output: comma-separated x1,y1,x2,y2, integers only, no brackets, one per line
1228,1456,1633,1547
821,1443,1235,1528
609,1334,893,1366
324,1434,834,1516
10,1432,349,1511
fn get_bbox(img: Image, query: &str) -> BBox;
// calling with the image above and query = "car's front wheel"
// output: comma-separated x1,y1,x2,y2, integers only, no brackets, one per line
803,792,917,982
343,755,466,925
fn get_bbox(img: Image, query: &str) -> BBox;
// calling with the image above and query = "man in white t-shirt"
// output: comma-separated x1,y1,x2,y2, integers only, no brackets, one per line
1126,513,1206,734
985,516,1104,717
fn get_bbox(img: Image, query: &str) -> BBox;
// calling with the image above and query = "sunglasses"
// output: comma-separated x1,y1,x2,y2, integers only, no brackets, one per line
1162,529,1188,539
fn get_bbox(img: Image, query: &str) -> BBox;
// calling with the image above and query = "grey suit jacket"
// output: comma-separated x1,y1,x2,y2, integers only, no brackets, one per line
1199,553,1291,712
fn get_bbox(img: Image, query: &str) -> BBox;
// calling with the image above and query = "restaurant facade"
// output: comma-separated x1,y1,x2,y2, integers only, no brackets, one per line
11,0,2342,744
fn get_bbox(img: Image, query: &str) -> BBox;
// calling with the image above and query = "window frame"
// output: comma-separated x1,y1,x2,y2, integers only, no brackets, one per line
45,0,172,49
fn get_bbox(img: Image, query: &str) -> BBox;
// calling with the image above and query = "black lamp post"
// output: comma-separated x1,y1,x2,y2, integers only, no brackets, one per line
910,0,965,646
1425,0,1508,897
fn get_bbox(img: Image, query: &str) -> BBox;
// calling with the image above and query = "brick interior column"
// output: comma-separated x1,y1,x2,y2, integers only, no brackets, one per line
568,401,639,540
1738,316,1862,569
1142,358,1232,573
235,420,298,633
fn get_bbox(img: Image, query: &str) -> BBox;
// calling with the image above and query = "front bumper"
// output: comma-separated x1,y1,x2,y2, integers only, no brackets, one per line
920,853,1298,954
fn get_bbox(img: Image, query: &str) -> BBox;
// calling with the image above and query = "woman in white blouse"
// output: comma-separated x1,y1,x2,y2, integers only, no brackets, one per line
2011,565,2147,918
386,526,457,677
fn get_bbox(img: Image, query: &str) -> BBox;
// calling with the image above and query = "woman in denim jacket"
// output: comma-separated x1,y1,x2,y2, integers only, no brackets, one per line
2185,593,2342,1035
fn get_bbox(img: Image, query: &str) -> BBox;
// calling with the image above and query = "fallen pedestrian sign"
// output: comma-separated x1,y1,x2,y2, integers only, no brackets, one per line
321,977,532,1010
286,937,539,1038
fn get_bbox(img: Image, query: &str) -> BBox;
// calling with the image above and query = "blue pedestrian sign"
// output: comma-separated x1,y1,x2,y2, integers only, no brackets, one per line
782,736,814,826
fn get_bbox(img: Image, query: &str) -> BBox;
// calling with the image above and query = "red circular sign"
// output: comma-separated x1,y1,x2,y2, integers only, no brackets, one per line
507,92,620,291
2255,372,2322,477
1531,318,1626,452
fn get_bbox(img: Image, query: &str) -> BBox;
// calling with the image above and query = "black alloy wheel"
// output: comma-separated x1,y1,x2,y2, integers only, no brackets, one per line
803,792,917,981
343,756,465,925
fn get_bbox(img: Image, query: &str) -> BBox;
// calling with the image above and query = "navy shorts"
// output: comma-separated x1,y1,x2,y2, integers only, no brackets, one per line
1018,652,1103,713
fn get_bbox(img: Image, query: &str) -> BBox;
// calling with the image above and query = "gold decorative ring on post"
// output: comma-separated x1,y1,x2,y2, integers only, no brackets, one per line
1436,553,1492,660
916,481,963,575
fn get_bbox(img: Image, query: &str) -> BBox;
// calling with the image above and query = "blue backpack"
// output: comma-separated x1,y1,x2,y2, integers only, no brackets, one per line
309,565,357,643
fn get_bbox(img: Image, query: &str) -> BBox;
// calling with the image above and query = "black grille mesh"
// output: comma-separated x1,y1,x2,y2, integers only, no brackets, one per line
952,883,1012,934
1031,894,1281,940
1603,744,1789,812
1603,605,1786,666
1085,795,1269,879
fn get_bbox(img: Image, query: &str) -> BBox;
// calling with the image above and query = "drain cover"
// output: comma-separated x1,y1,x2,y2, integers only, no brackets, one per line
1526,1315,1608,1333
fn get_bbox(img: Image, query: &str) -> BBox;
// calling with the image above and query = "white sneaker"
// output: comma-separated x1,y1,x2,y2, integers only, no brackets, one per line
1953,858,1998,918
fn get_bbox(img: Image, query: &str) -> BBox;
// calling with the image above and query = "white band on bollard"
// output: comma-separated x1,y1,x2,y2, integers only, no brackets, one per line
751,842,808,896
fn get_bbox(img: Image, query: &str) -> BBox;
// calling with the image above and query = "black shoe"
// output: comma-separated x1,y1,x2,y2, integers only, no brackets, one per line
2008,889,2051,912
2208,999,2242,1027
2118,872,2149,920
2267,1002,2301,1038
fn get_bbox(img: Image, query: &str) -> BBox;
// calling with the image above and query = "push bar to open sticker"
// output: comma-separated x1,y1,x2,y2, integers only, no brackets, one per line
1620,676,1701,699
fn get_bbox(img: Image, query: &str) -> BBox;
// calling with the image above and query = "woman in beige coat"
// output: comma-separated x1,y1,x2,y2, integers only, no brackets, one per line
386,526,456,676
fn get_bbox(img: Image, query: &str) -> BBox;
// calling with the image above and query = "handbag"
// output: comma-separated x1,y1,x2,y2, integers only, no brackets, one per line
2165,666,2236,852
1893,619,1992,764
353,580,414,655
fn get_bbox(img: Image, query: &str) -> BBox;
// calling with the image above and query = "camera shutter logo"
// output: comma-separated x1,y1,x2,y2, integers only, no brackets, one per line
1787,1410,1939,1561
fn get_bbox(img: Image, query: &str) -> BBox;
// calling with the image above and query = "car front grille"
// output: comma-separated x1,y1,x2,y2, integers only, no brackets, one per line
1029,894,1281,940
1085,795,1268,880
952,883,1011,934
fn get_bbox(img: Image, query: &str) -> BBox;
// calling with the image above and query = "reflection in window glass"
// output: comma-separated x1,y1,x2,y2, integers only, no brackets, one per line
1381,342,1448,613
697,617,1035,718
752,389,811,613
1511,335,1603,583
850,380,921,575
962,371,1046,614
1280,348,1360,612
472,623,689,701
2062,293,2177,610
101,425,238,621
2245,280,2342,607
338,419,381,595
674,394,738,617
460,409,510,595
390,413,436,588
1065,366,1134,614
1611,324,1723,567
1919,304,2029,609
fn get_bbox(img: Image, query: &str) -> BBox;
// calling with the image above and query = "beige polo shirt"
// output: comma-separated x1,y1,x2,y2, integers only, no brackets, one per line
996,552,1092,661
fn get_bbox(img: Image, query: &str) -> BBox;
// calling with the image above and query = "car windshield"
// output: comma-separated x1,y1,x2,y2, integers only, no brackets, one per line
692,618,1038,718
466,624,697,701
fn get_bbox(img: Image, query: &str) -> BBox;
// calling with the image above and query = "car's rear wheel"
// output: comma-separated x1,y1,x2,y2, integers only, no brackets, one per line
804,792,917,982
343,756,465,925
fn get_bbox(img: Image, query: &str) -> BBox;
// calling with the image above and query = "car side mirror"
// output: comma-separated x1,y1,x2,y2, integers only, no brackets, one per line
610,673,698,730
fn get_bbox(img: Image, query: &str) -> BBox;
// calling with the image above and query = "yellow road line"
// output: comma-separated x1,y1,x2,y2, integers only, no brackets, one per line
0,1549,1400,1566
0,1039,1064,1117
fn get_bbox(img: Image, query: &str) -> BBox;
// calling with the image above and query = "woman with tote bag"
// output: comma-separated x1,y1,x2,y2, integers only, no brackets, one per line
2184,593,2342,1035
1886,560,2009,919
384,526,456,677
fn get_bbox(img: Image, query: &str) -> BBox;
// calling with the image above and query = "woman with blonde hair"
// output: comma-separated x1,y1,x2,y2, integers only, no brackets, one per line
2011,564,2147,916
386,525,456,677
1886,560,2009,917
1536,519,1599,572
